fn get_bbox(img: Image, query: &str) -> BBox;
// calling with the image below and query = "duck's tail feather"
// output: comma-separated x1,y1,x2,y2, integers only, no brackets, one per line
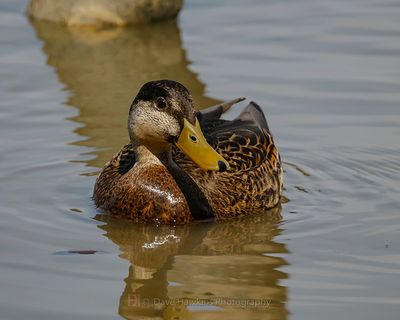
197,97,246,122
238,101,270,132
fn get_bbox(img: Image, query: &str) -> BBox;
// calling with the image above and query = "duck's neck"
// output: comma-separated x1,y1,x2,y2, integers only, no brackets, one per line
132,142,173,167
131,140,215,220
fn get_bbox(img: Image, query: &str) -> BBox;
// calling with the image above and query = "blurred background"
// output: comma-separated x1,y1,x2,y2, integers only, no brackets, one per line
0,0,400,319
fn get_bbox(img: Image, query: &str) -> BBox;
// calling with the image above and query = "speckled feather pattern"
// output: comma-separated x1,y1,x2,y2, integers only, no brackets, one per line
173,117,283,218
93,105,282,223
93,150,192,224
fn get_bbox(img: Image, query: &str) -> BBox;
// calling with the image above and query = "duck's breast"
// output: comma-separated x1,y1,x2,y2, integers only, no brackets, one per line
97,164,192,224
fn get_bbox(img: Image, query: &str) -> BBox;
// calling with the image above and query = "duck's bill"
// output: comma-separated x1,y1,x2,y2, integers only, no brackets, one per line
175,118,229,172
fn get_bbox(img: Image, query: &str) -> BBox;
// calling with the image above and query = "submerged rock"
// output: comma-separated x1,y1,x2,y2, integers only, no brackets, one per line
27,0,183,27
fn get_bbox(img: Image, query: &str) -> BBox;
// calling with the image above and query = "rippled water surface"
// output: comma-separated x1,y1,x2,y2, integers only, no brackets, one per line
1,0,400,319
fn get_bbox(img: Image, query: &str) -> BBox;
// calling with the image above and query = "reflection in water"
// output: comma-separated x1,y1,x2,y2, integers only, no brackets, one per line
97,207,288,320
31,18,289,320
31,19,221,168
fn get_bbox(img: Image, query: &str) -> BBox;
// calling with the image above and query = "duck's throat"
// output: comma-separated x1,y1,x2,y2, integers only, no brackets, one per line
132,143,171,166
133,143,214,220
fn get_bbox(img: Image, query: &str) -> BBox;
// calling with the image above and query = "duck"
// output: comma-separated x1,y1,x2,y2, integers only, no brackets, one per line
93,80,283,224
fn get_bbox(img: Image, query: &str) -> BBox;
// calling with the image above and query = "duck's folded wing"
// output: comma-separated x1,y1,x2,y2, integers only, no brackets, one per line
199,102,278,173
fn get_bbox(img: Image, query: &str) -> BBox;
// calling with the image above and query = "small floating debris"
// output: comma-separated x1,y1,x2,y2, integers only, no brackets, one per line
283,161,311,177
70,208,83,213
53,250,106,255
294,186,308,193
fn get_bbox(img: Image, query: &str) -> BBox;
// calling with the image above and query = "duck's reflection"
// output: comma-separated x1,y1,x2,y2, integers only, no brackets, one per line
31,19,221,168
97,207,288,320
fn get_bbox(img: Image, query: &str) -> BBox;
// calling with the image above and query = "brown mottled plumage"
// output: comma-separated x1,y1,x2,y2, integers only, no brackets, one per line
93,80,283,224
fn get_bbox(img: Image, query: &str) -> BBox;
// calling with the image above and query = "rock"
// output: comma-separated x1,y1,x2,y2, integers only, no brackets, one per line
27,0,183,27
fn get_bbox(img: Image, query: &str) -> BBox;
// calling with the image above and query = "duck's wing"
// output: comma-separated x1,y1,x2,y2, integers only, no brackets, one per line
95,144,136,188
93,143,135,208
176,101,279,173
200,101,278,173
117,144,136,175
174,101,283,216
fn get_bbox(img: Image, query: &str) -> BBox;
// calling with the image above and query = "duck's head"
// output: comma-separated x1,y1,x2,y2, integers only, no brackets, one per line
128,80,228,172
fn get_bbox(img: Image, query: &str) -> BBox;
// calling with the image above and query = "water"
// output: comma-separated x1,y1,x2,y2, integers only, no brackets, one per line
1,0,400,319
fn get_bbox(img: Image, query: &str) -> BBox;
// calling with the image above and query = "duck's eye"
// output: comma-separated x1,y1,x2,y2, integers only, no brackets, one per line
155,97,168,109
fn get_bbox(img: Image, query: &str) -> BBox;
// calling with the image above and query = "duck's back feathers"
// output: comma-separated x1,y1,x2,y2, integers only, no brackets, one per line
175,101,283,217
198,102,278,172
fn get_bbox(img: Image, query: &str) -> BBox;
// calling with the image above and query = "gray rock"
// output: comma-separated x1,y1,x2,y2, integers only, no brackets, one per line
28,0,183,27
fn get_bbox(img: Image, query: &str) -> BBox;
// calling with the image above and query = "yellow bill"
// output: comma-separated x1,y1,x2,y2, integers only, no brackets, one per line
176,118,229,172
